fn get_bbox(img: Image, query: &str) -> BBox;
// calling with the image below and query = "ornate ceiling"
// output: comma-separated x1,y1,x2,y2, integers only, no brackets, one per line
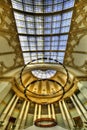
0,0,24,74
64,0,87,74
0,0,87,76
13,61,77,104
0,0,87,108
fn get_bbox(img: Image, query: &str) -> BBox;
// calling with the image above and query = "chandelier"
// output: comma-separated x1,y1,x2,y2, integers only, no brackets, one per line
13,57,76,128
19,57,72,104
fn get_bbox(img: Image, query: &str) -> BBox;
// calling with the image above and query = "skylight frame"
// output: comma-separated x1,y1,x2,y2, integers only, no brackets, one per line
11,0,75,64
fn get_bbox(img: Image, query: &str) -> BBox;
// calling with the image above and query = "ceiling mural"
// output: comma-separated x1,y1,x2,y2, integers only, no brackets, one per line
0,0,24,74
64,0,87,74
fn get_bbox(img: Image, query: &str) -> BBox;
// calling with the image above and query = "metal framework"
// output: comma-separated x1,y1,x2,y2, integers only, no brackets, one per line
19,57,70,104
11,0,75,64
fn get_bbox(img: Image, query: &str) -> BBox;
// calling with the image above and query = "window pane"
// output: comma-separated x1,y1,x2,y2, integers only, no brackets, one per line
11,0,74,64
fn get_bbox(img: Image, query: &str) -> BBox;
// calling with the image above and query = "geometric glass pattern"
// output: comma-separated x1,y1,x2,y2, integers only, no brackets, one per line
11,0,75,64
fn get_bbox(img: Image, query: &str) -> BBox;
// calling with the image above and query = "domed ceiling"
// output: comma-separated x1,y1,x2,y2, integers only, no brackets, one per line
13,59,77,104
0,1,87,129
10,0,75,103
10,0,87,104
0,0,87,105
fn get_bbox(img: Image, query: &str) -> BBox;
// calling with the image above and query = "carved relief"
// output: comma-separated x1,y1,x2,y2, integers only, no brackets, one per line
0,36,14,52
64,0,87,73
0,0,24,74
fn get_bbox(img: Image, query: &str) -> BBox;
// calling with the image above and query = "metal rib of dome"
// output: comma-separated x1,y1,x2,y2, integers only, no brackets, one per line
11,0,75,64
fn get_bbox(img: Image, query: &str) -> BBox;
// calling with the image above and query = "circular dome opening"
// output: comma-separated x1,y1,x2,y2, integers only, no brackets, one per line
32,70,57,79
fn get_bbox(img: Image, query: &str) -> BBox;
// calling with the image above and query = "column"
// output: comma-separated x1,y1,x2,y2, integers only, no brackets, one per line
62,100,75,129
70,95,87,129
20,101,30,129
73,94,87,120
51,104,56,119
0,94,16,121
48,104,51,118
14,100,26,130
59,101,69,129
1,96,19,130
38,105,41,119
33,104,38,122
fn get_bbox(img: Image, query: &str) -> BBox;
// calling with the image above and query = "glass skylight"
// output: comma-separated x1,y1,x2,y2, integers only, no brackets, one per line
11,0,75,64
32,70,56,79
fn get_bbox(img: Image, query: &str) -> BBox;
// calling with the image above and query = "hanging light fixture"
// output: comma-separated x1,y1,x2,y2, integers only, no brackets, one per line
13,57,76,128
20,57,70,104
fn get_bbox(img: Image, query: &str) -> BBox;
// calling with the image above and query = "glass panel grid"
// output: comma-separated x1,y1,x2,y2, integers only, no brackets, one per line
11,0,75,64
32,69,57,79
14,11,72,35
12,0,74,12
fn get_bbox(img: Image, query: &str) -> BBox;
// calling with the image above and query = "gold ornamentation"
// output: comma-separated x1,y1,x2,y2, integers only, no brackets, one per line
64,1,87,74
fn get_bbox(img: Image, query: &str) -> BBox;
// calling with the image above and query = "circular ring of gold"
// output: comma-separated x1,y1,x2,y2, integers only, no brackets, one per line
34,118,57,127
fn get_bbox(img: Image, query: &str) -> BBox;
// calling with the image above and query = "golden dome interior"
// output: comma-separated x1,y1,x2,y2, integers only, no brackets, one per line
0,0,87,130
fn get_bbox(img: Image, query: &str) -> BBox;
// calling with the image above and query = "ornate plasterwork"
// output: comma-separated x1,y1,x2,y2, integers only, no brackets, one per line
11,63,78,104
0,0,24,75
64,0,87,74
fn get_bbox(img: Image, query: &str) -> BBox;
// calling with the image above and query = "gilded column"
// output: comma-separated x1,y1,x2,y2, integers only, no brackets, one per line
14,100,26,130
59,101,69,129
70,96,86,123
73,94,87,120
62,100,75,129
33,104,38,122
38,105,41,119
1,96,19,130
51,104,56,119
48,104,51,118
0,94,16,121
20,101,30,129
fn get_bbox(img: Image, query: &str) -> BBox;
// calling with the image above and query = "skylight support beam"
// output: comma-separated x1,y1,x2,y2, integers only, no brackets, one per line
11,0,75,64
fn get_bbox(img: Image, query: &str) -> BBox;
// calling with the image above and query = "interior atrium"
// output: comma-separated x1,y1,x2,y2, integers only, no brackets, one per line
0,0,87,130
